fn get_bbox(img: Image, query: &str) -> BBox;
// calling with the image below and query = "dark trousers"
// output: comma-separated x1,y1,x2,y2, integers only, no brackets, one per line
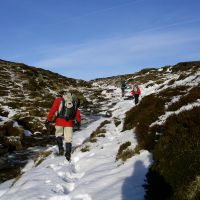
134,94,139,105
121,88,125,97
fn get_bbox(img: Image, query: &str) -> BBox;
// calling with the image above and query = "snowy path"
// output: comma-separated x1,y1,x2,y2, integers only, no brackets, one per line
0,87,152,200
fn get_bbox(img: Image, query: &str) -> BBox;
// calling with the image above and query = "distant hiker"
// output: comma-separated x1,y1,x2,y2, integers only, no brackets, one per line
46,91,81,161
131,84,141,105
120,80,127,97
74,98,81,131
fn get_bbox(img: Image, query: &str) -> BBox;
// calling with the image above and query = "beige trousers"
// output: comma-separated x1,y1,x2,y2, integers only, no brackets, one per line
55,126,73,143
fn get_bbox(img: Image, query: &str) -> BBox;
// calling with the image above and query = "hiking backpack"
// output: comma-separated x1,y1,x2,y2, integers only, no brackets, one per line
58,93,78,121
133,86,138,93
121,80,126,88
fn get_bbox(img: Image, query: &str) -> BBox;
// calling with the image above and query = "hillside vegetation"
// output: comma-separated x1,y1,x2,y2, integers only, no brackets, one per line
0,59,112,182
0,59,199,199
94,61,200,200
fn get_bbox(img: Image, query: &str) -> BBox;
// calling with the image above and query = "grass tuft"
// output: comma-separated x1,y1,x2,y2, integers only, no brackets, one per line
81,145,90,152
89,120,110,143
33,150,52,167
116,142,141,162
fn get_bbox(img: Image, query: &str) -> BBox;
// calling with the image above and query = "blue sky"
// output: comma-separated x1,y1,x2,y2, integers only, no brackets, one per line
0,0,200,80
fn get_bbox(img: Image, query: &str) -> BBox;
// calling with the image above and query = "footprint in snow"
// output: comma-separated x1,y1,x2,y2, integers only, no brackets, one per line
45,180,53,186
48,195,71,200
72,156,79,163
38,196,47,199
69,162,80,173
58,169,85,182
70,172,85,180
52,183,75,194
64,182,75,193
108,136,114,141
58,161,67,166
52,184,65,194
73,194,92,200
58,171,74,182
48,164,62,171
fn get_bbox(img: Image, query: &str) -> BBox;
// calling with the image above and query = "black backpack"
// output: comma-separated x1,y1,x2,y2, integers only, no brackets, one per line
58,93,78,121
121,80,126,88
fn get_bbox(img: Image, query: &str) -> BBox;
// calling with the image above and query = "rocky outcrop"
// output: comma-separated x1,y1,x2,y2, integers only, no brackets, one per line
0,59,92,135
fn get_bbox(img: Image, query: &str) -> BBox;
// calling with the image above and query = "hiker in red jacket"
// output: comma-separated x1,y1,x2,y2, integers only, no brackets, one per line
131,84,141,105
46,91,81,161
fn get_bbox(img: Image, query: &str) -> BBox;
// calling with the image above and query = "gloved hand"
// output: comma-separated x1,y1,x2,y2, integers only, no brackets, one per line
45,120,50,127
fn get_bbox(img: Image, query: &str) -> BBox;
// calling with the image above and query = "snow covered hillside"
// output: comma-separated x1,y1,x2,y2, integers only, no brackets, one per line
0,60,199,200
0,86,152,200
93,62,200,200
0,59,111,182
0,59,91,134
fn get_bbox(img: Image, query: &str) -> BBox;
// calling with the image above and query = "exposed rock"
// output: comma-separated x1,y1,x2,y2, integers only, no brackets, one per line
105,111,112,117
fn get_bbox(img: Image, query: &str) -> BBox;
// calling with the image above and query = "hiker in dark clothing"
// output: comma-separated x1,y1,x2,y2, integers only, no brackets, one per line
120,80,127,97
131,84,141,105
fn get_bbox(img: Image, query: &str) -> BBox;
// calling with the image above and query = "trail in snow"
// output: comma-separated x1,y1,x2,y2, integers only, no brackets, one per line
0,86,152,200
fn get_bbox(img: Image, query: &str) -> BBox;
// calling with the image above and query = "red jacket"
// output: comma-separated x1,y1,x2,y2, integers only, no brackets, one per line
131,85,141,95
47,97,81,127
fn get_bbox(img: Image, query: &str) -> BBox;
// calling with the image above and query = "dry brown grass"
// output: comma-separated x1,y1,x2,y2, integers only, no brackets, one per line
172,61,200,73
33,150,52,167
123,94,166,150
116,142,141,161
114,117,121,127
146,107,200,200
81,145,90,152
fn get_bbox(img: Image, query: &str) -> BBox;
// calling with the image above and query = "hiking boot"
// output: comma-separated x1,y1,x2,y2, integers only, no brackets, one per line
56,137,64,156
65,143,72,161
65,152,71,161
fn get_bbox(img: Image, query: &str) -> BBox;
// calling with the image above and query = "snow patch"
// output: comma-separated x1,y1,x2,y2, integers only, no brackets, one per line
24,130,32,136
150,99,200,127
